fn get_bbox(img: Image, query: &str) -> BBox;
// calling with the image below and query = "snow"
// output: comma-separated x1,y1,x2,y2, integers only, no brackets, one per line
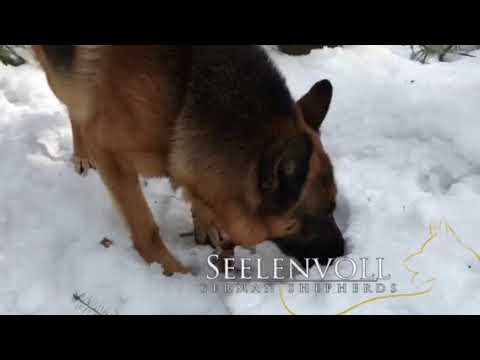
0,45,479,315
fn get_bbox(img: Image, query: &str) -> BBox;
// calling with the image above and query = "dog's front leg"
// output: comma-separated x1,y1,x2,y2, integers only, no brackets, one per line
191,200,235,265
93,148,190,276
191,200,216,247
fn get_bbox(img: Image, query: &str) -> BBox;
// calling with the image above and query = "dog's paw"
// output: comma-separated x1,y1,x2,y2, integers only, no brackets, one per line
195,224,221,248
162,258,191,277
211,247,237,274
192,207,224,250
136,241,191,276
72,155,96,177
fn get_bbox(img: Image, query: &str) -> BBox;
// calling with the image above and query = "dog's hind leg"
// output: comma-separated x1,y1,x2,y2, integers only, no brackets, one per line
70,118,95,176
92,148,190,276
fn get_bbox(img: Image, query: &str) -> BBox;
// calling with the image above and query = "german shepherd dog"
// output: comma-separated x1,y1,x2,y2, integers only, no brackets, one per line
32,45,345,275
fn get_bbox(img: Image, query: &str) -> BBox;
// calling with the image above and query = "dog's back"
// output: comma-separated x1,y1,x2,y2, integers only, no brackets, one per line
34,45,190,126
188,46,295,130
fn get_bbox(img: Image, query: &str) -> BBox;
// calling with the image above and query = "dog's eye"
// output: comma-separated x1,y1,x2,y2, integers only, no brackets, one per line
285,221,298,233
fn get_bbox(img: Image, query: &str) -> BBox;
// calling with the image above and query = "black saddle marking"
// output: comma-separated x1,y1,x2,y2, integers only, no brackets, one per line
42,45,75,71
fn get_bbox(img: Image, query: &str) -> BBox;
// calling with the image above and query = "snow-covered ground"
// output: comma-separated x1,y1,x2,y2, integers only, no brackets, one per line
0,45,479,315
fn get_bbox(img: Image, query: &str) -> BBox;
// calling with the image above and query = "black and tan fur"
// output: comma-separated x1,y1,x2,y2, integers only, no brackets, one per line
33,45,345,274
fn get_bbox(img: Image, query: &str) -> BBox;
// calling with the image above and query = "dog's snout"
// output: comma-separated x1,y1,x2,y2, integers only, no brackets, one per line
276,215,345,269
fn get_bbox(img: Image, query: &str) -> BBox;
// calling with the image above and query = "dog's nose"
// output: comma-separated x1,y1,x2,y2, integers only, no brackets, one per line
316,234,345,265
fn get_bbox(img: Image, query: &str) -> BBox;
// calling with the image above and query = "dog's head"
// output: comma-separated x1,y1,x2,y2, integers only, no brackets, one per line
218,80,344,268
260,80,344,267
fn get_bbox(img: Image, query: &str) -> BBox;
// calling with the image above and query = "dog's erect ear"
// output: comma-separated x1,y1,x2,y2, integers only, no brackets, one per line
298,79,333,131
260,134,313,211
